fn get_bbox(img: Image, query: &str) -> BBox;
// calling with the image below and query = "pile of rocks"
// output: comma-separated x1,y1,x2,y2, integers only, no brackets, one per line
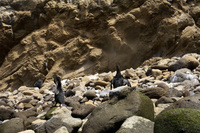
1,53,200,132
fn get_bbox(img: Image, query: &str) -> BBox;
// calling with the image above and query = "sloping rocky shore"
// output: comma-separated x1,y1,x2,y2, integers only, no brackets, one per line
1,53,200,133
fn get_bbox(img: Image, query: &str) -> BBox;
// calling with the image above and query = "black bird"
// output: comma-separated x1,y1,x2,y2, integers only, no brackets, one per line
110,64,131,89
54,76,66,107
146,67,152,76
33,79,43,88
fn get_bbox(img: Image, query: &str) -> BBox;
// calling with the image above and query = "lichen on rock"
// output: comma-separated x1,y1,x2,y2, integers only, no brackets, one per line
154,108,200,133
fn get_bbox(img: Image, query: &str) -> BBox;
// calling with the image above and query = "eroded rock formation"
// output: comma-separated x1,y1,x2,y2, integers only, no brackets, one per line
1,0,200,90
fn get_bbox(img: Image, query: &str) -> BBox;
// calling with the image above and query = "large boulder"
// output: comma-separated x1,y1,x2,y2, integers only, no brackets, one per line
0,107,16,121
163,93,200,112
71,103,96,119
29,119,46,130
155,96,174,107
0,118,24,133
154,108,200,133
62,117,82,130
34,117,73,133
43,107,82,132
52,107,83,129
168,55,199,71
15,108,38,119
82,88,154,133
140,87,168,99
83,90,97,99
170,68,198,83
116,116,154,133
54,126,69,133
18,130,35,133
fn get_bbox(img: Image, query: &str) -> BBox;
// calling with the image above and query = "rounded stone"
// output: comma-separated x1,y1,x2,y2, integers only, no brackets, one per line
163,93,200,112
140,87,168,99
0,118,24,133
117,116,154,133
18,130,35,133
54,126,69,133
83,90,97,99
82,90,154,133
151,69,162,78
154,108,200,133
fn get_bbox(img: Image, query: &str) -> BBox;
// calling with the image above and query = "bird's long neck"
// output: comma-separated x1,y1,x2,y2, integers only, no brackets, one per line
116,64,122,77
57,81,63,91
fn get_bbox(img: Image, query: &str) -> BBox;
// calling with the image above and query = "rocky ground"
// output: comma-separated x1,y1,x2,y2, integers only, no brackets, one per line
1,53,200,133
1,0,200,132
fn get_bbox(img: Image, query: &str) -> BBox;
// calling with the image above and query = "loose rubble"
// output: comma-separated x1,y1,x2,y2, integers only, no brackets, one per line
0,53,200,132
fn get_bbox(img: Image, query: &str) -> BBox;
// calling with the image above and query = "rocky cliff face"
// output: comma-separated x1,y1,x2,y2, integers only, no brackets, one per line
1,0,200,90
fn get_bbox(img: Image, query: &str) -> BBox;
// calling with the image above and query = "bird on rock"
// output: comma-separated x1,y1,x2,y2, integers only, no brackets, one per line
110,64,131,89
53,76,67,107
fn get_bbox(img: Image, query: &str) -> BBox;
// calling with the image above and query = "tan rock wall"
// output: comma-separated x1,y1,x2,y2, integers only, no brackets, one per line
1,0,200,90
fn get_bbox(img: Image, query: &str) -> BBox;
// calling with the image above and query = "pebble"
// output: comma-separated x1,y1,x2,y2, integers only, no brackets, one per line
83,90,97,99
